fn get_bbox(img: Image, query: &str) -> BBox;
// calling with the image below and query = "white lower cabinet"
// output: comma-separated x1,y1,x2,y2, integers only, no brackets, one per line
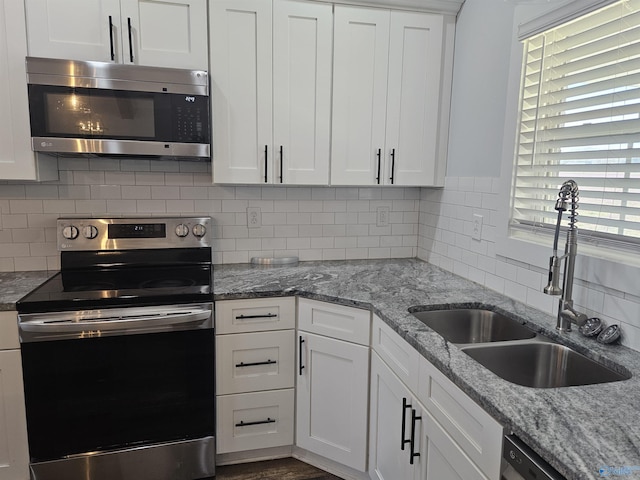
217,389,295,454
370,315,502,480
369,351,417,480
296,299,370,472
215,299,503,480
0,312,29,480
215,297,296,455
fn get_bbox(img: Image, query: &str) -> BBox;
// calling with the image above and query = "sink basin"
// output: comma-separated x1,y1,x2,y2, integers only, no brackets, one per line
411,309,536,344
462,342,631,388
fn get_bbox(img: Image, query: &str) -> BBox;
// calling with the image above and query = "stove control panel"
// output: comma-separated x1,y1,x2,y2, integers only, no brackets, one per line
57,217,212,251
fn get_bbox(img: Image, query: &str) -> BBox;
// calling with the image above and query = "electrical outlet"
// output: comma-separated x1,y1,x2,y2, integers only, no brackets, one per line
247,207,261,229
472,214,483,241
377,206,390,227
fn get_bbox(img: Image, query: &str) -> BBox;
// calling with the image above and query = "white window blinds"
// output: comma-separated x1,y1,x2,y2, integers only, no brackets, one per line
512,0,640,249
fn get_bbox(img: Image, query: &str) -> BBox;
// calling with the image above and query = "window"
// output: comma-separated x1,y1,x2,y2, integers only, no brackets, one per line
511,0,640,251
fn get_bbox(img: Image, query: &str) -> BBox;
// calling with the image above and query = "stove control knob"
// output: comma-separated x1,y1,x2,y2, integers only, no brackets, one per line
83,225,99,239
175,224,189,237
192,224,207,238
62,225,79,240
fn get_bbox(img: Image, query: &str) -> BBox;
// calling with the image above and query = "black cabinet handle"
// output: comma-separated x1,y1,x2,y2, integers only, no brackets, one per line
235,418,276,427
264,145,269,183
376,148,382,184
409,408,422,464
235,313,277,320
108,16,115,61
390,148,396,184
401,397,411,450
279,145,283,183
299,335,305,375
127,17,134,62
235,359,277,368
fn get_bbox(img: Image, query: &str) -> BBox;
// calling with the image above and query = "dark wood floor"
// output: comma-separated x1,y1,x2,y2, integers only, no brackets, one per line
215,458,344,480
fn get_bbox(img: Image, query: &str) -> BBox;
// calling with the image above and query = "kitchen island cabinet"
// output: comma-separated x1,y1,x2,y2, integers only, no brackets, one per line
0,0,57,181
210,0,332,185
24,0,208,69
0,311,29,480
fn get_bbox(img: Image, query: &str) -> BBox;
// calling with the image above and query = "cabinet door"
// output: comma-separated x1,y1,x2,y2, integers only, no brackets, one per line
421,413,489,480
297,332,369,471
120,0,208,69
385,12,443,186
0,0,57,181
211,0,273,184
272,0,332,185
25,0,121,62
0,350,29,480
331,6,390,186
369,352,416,480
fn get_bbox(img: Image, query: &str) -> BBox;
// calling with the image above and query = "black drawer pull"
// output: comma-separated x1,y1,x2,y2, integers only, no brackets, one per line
235,313,278,320
235,359,277,368
299,335,305,375
235,418,276,428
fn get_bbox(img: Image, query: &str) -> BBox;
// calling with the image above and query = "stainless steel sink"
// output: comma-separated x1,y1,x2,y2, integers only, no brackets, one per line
411,309,536,344
462,342,631,388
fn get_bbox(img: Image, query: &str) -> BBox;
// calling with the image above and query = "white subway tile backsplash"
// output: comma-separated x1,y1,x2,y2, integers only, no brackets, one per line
417,176,640,352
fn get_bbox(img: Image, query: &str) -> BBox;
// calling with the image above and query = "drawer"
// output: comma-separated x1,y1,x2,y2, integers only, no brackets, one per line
0,311,19,350
371,314,420,395
216,297,296,334
298,298,370,346
217,389,294,454
417,356,503,480
216,330,295,395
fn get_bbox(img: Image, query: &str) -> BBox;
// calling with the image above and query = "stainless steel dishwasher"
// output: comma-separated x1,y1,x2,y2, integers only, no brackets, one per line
502,435,566,480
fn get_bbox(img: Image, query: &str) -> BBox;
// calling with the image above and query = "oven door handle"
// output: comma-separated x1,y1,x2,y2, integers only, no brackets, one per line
20,309,212,334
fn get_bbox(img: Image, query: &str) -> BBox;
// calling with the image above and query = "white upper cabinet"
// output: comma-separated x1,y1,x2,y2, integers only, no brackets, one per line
331,6,448,186
0,0,57,180
211,0,332,184
24,0,208,69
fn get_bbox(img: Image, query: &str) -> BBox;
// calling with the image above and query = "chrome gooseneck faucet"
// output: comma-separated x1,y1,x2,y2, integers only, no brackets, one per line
544,179,588,332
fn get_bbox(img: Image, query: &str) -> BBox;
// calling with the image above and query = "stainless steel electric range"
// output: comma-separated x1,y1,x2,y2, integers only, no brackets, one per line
16,217,215,480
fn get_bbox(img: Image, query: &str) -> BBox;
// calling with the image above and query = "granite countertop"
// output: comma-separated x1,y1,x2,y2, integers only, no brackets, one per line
0,271,53,310
2,259,639,480
212,259,640,480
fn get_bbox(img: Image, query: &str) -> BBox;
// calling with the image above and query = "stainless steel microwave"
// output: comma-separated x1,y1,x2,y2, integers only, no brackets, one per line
26,57,210,159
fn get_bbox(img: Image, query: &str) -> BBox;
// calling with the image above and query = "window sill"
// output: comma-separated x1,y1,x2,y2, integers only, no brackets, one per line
497,229,640,297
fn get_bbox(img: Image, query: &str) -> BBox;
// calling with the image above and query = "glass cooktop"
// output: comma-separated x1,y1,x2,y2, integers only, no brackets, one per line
16,265,212,314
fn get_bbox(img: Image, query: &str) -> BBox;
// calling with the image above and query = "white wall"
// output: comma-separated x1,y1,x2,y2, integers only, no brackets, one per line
418,0,640,352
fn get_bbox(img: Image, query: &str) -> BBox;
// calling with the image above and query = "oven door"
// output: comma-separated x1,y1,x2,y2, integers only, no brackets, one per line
19,304,215,479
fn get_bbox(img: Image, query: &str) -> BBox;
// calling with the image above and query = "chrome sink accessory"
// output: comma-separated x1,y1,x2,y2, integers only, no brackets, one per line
543,180,589,333
410,309,535,344
597,324,621,344
579,317,603,337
